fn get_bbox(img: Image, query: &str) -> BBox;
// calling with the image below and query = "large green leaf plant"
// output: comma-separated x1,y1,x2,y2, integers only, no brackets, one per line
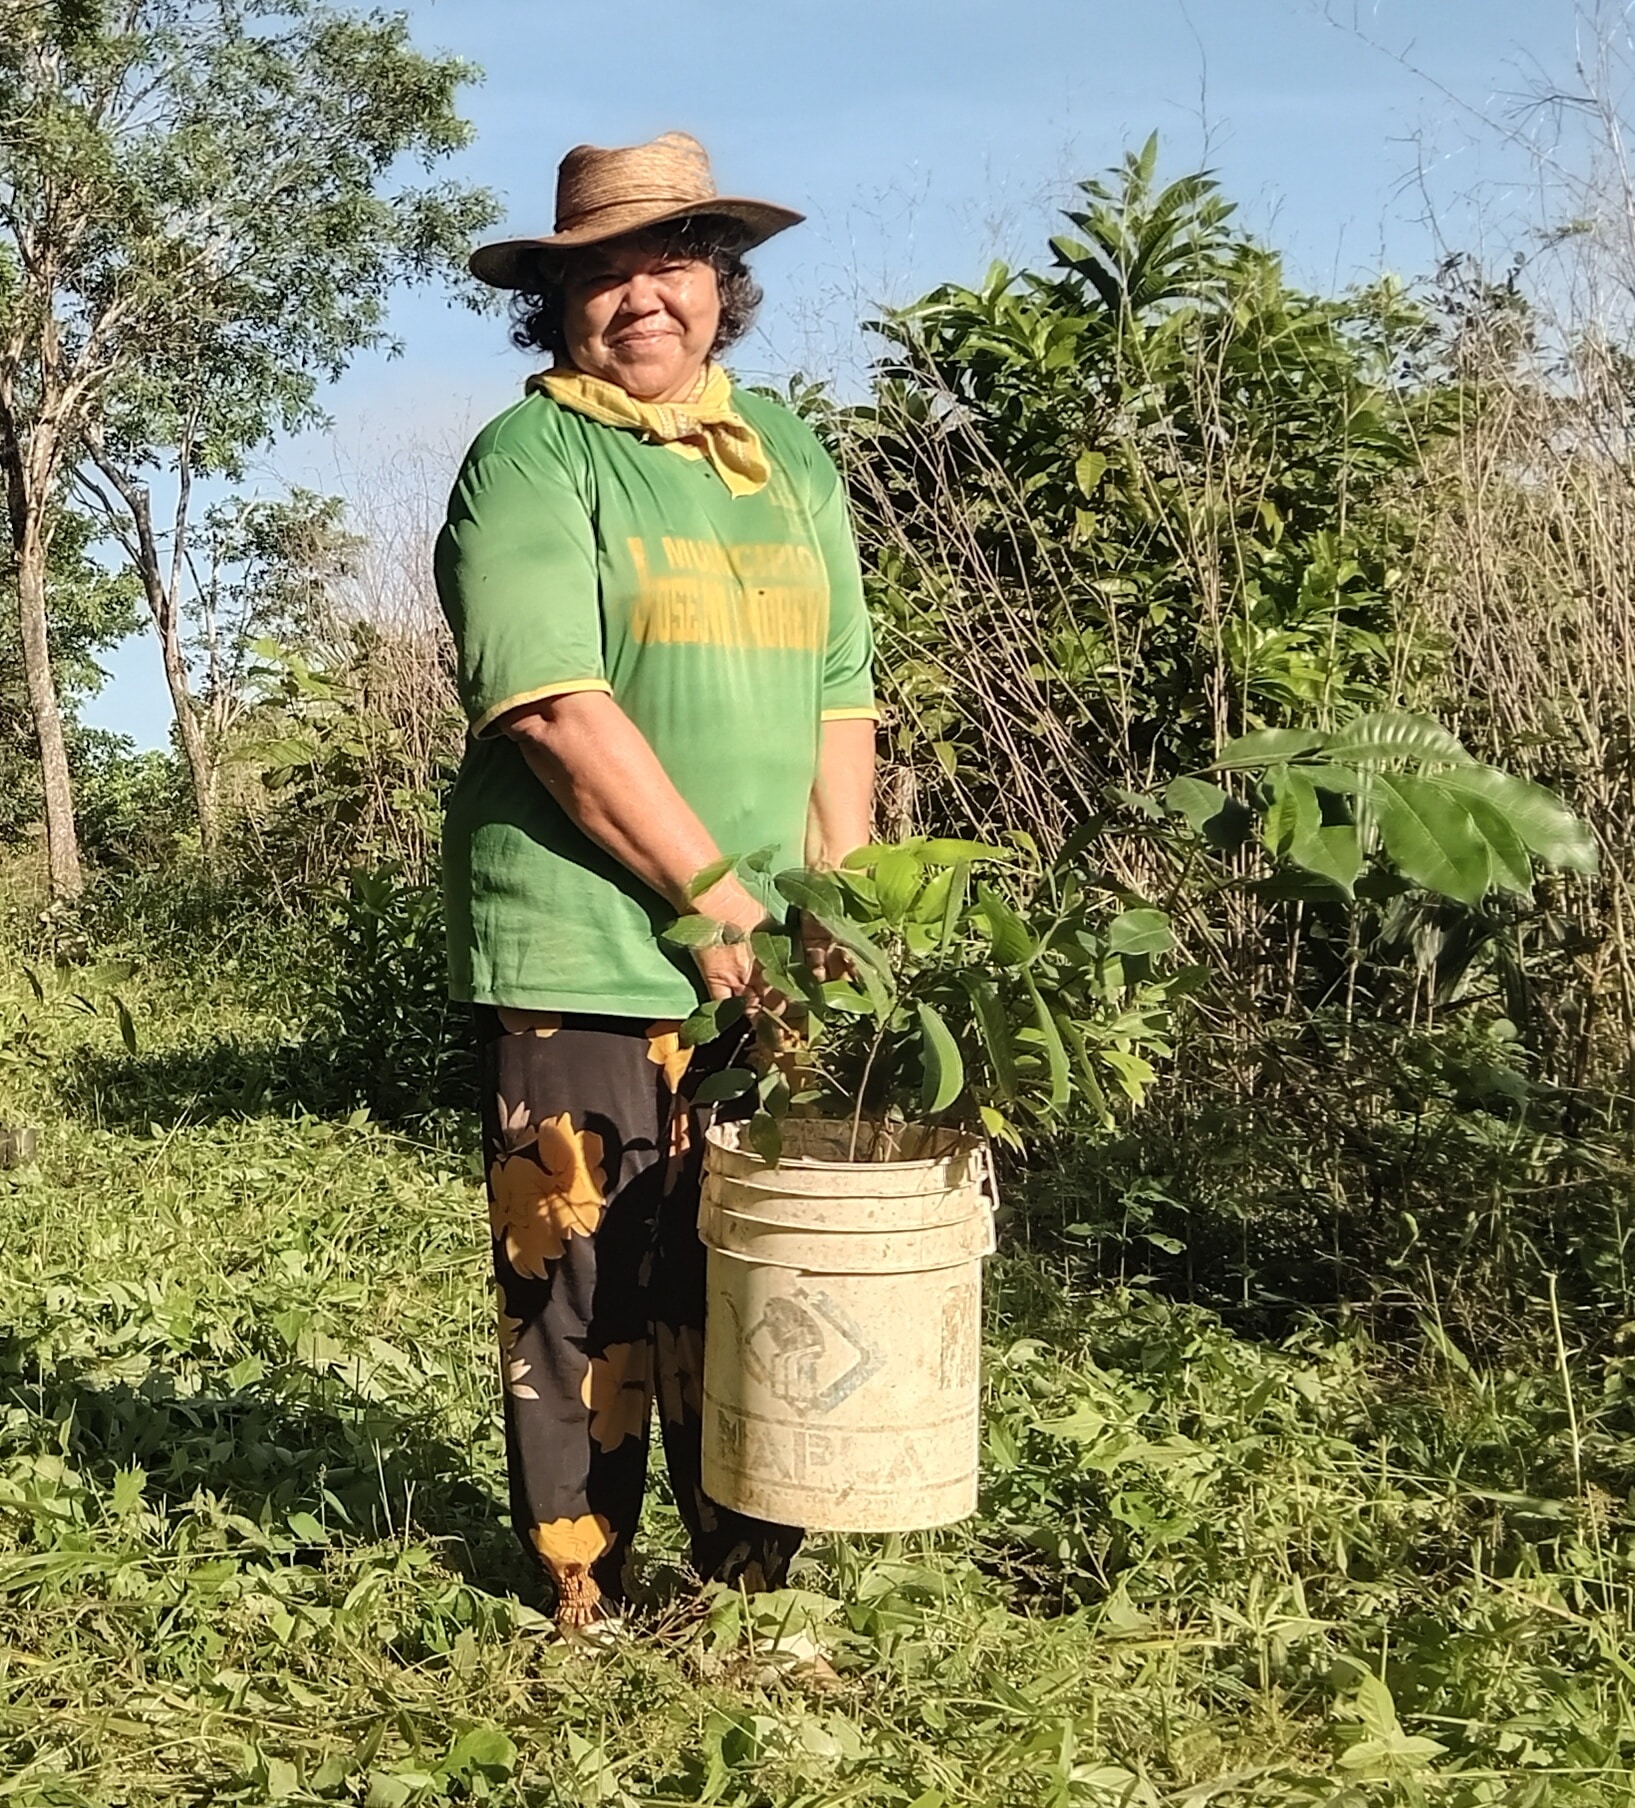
666,712,1595,1165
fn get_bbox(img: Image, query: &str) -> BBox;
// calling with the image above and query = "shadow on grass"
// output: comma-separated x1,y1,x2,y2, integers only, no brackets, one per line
0,1336,534,1603
58,1032,476,1132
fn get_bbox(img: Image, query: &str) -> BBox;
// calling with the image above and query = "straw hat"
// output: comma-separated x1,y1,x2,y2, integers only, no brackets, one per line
469,131,804,289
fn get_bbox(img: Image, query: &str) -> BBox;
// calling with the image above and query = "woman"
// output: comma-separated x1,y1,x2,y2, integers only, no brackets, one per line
436,132,878,1633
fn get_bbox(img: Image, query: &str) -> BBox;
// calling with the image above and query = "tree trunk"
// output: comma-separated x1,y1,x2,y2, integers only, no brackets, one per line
158,610,218,860
87,451,219,861
13,517,83,898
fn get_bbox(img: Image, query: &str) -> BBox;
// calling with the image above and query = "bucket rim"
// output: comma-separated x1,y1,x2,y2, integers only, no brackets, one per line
704,1117,987,1175
708,1173,984,1205
702,1197,990,1234
701,1240,988,1275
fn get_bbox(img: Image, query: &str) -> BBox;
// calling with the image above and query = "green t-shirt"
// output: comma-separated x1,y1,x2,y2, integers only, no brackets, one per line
435,380,877,1016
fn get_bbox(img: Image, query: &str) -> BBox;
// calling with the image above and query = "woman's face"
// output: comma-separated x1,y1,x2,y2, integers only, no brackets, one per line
561,237,721,402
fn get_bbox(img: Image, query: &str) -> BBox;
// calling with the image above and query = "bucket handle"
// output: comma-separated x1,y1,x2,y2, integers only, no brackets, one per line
974,1141,1000,1254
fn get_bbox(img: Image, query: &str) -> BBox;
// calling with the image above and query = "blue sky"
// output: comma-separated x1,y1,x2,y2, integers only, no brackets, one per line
88,0,1594,748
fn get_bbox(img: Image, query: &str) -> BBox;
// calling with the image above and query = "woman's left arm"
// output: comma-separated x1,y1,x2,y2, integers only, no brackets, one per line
800,436,878,980
804,430,878,871
805,716,876,869
800,715,875,984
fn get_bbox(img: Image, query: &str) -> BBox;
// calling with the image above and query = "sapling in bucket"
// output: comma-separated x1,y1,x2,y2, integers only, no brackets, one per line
661,832,1168,1531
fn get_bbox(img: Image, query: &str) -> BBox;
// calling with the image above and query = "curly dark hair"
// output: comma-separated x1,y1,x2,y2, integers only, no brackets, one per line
509,216,763,362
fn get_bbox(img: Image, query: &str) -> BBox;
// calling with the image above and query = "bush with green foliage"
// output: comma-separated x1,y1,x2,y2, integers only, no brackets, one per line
824,136,1449,848
71,733,190,872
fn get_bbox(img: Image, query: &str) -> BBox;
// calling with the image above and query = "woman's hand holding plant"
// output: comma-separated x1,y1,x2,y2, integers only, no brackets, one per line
690,872,782,1012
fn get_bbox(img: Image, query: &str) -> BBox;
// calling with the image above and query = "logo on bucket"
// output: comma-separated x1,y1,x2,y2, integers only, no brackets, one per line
740,1286,882,1414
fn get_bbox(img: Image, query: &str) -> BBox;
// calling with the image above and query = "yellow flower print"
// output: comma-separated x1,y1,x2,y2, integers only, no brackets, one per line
531,1512,613,1572
654,1321,704,1423
497,1007,563,1038
580,1340,653,1451
488,1114,607,1278
645,1020,694,1092
493,1283,537,1400
530,1513,613,1628
663,1100,693,1196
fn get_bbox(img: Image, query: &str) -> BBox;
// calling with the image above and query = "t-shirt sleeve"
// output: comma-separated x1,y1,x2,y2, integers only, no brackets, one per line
435,446,611,739
808,451,879,722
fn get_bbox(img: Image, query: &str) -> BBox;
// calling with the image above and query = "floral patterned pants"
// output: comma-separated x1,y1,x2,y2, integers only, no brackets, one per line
476,1005,802,1626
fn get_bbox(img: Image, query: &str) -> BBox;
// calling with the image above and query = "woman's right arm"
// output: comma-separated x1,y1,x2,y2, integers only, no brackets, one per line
500,691,772,1005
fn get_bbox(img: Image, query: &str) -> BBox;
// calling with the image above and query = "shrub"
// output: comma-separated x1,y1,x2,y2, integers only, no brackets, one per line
308,863,473,1121
71,733,190,872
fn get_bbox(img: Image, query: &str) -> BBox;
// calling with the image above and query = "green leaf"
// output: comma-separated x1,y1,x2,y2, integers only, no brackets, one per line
775,869,893,979
1107,909,1173,957
747,1110,784,1166
1290,822,1363,896
1074,448,1108,495
1053,1009,1112,1125
1262,766,1321,857
1458,792,1533,894
874,846,923,922
1323,710,1472,766
917,837,1013,863
1427,765,1598,873
978,1105,1023,1151
692,1068,756,1105
109,1467,146,1515
1163,776,1253,848
750,930,799,995
685,856,737,900
776,868,846,914
661,915,726,950
912,863,954,928
959,974,1017,1101
938,862,971,952
916,1003,965,1114
1304,763,1362,793
1353,1672,1404,1739
111,994,138,1056
443,1727,518,1782
1100,1047,1157,1102
1024,973,1071,1109
1374,774,1492,905
262,1757,300,1802
364,1776,414,1808
756,1062,791,1108
680,996,747,1047
1213,727,1326,770
975,884,1035,966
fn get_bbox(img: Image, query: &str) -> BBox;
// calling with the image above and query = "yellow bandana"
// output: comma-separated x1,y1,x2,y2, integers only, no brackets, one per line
531,364,770,498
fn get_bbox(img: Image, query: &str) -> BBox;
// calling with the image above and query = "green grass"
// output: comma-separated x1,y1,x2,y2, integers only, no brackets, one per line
3,944,1635,1805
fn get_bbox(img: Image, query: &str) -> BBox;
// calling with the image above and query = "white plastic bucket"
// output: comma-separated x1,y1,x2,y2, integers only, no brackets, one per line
699,1118,996,1532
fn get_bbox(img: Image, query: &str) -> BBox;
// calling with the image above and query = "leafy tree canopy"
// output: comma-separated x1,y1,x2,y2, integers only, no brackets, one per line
0,0,496,891
0,0,496,478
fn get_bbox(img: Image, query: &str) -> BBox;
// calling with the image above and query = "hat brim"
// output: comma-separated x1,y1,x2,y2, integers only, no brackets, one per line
469,197,804,288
